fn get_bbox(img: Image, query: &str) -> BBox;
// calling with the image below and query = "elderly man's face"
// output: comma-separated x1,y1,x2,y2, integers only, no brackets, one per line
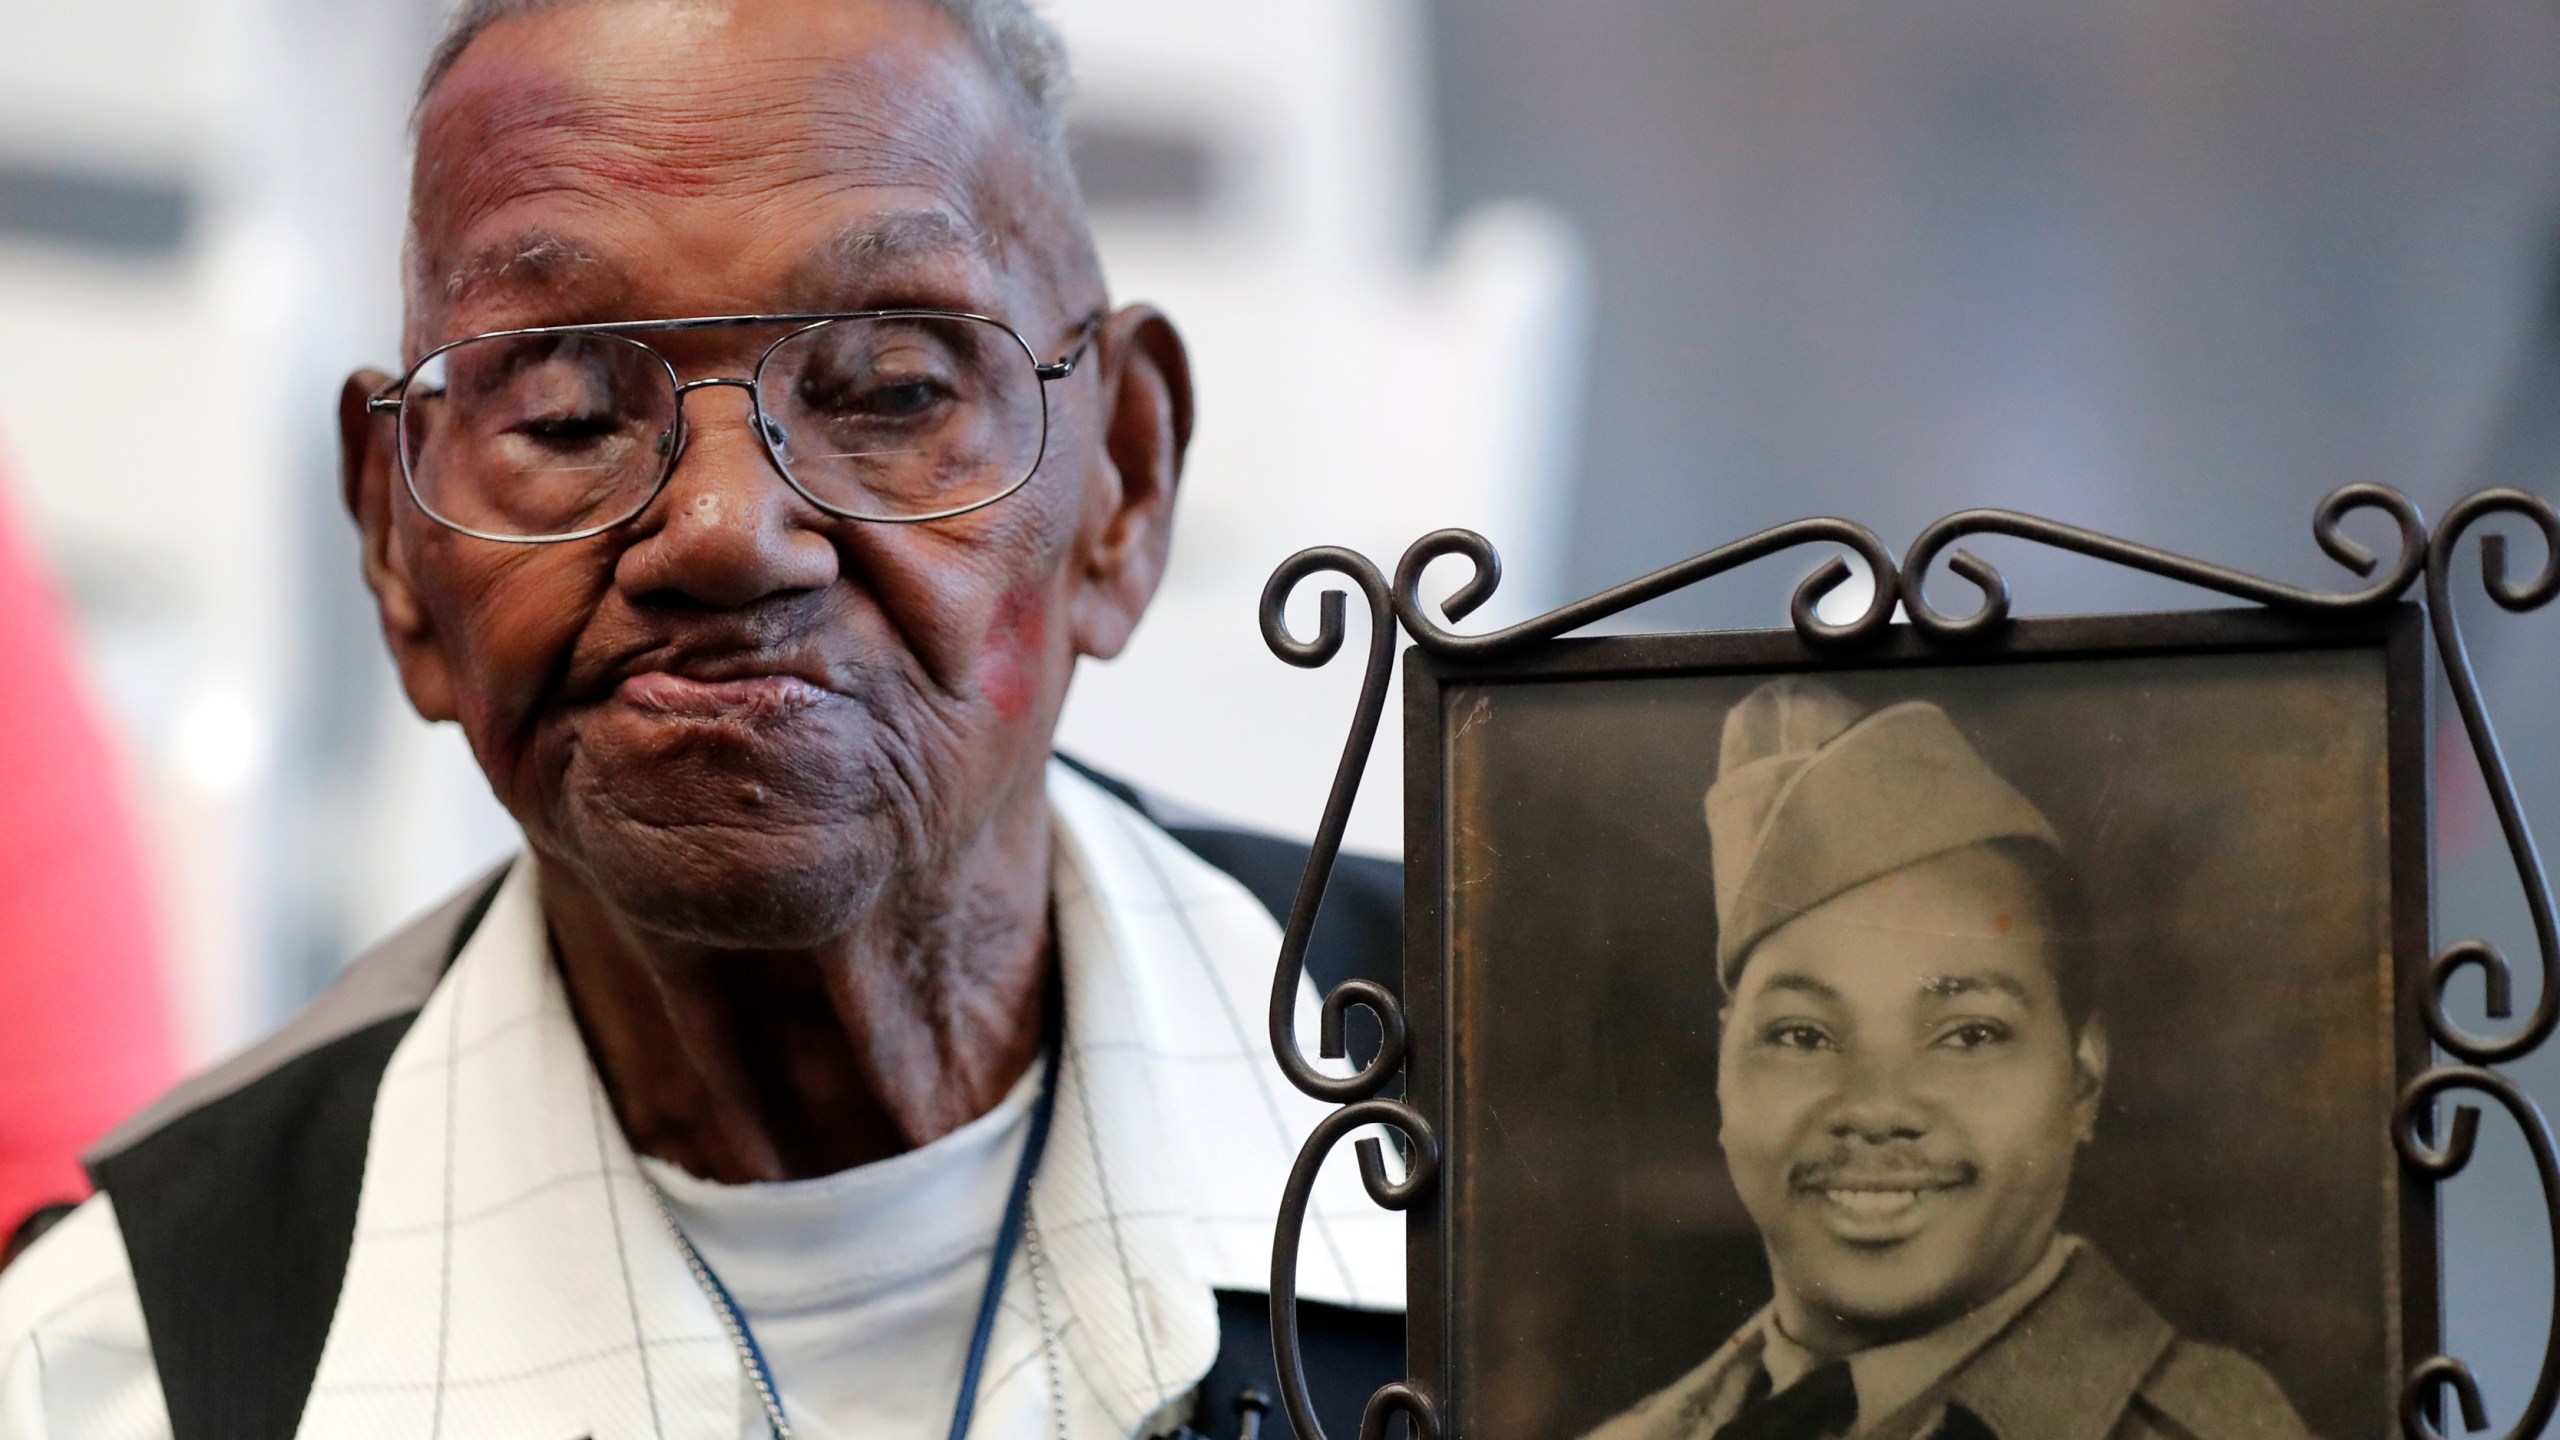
341,0,1187,946
1716,847,2105,1354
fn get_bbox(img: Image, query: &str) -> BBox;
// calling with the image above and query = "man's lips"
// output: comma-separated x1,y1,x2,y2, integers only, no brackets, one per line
1789,1163,1975,1243
613,670,833,720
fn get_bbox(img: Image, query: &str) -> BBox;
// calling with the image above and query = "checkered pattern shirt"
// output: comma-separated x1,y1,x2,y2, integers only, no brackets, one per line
0,763,1401,1439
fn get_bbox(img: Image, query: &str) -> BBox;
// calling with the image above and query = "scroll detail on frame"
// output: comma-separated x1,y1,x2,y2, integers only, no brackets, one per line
1259,485,2560,1440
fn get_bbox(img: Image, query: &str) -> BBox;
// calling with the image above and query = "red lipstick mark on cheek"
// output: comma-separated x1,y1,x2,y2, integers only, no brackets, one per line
975,585,1050,725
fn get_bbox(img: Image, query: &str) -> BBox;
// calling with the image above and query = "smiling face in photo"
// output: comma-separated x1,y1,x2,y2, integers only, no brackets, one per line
1716,845,2106,1356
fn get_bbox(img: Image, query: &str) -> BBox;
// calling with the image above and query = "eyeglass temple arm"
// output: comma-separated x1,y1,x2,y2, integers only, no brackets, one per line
1033,313,1106,382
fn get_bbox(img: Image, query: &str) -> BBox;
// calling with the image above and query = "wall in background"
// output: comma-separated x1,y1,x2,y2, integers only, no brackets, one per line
1048,0,1586,855
0,0,445,1059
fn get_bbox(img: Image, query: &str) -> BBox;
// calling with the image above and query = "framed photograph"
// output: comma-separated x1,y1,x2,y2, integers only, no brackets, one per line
1400,606,2430,1440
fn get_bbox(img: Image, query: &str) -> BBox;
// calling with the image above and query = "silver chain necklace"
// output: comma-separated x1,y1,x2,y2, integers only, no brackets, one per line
1020,1203,1072,1439
645,1181,795,1438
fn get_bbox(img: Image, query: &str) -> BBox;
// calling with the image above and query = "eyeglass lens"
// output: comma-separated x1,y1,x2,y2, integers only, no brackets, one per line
396,315,1048,539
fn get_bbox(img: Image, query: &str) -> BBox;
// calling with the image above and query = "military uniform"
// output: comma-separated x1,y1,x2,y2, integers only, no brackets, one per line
1584,1242,2310,1440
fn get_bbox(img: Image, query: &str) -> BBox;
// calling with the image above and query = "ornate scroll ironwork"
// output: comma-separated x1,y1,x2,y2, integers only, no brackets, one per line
1259,483,2560,1440
1896,482,2428,640
2394,489,2560,1440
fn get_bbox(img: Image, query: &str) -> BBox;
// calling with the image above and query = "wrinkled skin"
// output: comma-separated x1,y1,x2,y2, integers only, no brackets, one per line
1716,847,2108,1357
339,0,1192,1181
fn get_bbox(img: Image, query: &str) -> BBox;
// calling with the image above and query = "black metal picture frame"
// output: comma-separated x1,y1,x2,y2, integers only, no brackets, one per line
1257,486,2560,1440
1421,606,2431,1439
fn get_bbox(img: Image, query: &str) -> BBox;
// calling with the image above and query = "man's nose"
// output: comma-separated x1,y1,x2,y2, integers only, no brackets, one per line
613,380,841,609
1825,1049,1930,1142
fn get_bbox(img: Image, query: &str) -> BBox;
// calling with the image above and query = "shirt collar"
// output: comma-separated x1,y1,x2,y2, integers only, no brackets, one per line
1759,1235,2082,1429
1034,760,1403,1425
1045,759,1406,1312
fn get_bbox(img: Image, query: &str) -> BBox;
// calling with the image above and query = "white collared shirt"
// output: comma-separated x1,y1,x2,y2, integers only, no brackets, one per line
0,763,1401,1439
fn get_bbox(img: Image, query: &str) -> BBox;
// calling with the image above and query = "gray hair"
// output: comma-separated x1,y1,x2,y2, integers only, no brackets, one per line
418,0,1073,134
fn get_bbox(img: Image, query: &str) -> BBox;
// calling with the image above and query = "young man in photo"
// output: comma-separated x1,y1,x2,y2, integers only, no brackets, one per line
1585,677,2312,1440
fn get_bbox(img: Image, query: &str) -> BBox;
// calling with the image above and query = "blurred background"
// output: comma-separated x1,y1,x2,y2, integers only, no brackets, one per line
3,0,2559,1412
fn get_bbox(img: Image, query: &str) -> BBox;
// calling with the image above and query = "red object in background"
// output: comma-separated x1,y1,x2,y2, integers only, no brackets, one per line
0,468,175,1236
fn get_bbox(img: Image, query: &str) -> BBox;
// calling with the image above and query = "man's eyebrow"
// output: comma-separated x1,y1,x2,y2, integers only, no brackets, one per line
442,231,625,309
840,209,995,262
1920,974,2034,1005
1757,973,1842,1002
785,209,998,297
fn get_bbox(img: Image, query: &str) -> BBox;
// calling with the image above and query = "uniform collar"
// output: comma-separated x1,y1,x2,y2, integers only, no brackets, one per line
299,763,1398,1440
1760,1236,2081,1427
1926,1246,2174,1440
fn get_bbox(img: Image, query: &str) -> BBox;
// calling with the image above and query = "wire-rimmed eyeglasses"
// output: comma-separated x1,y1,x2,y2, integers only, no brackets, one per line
365,310,1100,544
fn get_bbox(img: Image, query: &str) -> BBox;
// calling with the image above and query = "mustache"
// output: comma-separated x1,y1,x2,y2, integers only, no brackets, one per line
1788,1150,1977,1192
568,611,857,705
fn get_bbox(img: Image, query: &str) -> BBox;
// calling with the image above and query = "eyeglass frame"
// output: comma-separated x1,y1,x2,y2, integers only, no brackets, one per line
364,308,1104,544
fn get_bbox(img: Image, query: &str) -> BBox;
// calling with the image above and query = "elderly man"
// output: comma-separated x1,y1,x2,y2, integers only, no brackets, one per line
1586,678,2308,1440
0,1,1403,1437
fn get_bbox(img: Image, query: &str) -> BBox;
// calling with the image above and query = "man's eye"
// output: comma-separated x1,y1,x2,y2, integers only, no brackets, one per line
1763,1022,1834,1052
513,414,620,444
803,373,952,420
860,377,945,418
1934,1020,2011,1051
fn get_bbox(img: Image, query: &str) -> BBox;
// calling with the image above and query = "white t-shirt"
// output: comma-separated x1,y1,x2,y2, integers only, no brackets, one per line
638,1062,1041,1440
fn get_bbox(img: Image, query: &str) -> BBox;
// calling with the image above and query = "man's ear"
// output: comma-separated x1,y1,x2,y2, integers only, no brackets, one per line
2070,1014,2110,1144
339,371,459,722
1067,304,1193,661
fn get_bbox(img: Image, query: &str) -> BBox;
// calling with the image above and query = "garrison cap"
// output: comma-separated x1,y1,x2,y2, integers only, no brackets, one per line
1706,677,2061,989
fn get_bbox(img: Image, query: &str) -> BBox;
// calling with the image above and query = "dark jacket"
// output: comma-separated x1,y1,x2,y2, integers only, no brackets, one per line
1588,1246,2311,1440
1893,1246,2311,1440
72,763,1404,1440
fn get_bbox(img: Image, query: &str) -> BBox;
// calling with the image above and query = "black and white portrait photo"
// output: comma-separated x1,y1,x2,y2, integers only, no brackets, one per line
1414,614,2427,1440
